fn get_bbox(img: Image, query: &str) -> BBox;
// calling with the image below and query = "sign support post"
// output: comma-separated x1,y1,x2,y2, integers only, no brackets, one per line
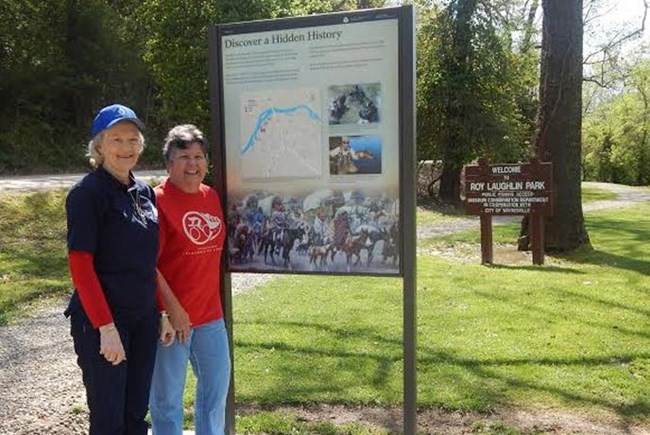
531,215,545,265
480,215,493,264
399,5,417,434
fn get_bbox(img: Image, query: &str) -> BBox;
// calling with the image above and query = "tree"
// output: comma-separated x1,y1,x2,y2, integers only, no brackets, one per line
0,0,154,172
583,59,650,185
524,0,590,251
416,0,536,202
140,0,385,130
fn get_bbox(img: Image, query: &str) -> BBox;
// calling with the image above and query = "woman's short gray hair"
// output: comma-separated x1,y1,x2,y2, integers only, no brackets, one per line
163,124,207,164
86,130,145,168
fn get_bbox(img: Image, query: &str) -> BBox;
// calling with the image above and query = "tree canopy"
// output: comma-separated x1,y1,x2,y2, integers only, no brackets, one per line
0,0,383,173
416,0,539,202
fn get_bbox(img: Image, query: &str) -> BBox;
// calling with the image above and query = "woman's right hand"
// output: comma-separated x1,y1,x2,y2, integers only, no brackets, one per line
168,303,191,343
99,323,126,365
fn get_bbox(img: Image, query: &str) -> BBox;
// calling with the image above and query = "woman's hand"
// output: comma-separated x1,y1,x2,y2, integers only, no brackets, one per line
159,313,175,347
98,323,126,365
168,303,191,343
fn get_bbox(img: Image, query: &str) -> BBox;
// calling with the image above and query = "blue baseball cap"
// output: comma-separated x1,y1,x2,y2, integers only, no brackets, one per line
92,104,145,137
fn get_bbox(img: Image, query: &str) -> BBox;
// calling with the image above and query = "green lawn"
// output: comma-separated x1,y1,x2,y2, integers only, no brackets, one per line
0,191,69,325
581,185,617,202
1,187,649,433
229,204,650,420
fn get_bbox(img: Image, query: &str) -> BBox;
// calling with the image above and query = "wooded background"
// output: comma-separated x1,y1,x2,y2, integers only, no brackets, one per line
1,0,648,250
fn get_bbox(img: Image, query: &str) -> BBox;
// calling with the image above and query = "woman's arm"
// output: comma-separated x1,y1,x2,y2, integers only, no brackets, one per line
157,269,192,343
68,250,125,365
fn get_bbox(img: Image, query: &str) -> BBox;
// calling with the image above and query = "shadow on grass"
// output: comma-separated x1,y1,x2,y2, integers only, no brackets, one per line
563,249,650,277
473,287,650,341
485,264,584,274
561,213,650,276
234,319,650,422
0,246,69,325
0,287,67,326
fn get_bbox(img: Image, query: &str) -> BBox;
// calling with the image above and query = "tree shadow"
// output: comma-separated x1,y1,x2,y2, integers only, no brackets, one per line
417,197,468,216
562,249,650,277
560,213,650,275
486,264,584,274
233,318,650,424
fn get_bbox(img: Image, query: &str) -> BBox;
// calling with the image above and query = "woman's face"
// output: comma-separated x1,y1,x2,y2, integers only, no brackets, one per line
167,142,208,193
99,121,141,178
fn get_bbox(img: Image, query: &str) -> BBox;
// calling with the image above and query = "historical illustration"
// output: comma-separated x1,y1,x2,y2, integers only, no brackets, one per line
227,188,400,274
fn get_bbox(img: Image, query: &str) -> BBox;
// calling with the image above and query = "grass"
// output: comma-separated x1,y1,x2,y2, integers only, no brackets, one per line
226,202,650,432
1,186,649,433
416,199,468,227
235,411,389,434
0,191,69,325
581,185,617,203
231,202,650,400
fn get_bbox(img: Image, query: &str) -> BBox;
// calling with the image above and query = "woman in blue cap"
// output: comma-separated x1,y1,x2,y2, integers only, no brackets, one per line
64,104,174,434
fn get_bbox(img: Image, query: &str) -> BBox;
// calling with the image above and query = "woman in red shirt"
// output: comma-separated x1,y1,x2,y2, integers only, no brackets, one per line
149,124,230,435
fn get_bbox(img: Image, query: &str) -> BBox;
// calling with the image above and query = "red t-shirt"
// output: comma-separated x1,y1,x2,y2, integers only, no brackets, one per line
155,179,225,327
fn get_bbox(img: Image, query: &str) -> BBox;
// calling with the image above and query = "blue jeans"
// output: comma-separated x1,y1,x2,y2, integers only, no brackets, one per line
149,318,231,435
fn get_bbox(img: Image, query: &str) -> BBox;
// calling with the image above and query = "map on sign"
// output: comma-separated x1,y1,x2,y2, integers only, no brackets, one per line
240,88,323,180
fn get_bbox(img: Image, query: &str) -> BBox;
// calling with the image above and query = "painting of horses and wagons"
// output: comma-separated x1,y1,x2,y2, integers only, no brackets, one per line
226,188,400,275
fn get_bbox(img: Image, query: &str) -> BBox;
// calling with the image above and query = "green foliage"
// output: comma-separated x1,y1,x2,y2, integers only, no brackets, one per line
583,59,650,185
1,0,541,178
416,1,536,169
139,0,384,133
0,0,156,173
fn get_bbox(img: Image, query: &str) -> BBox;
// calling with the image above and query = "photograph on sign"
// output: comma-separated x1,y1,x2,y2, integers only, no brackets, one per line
327,83,381,125
329,135,382,175
218,12,401,275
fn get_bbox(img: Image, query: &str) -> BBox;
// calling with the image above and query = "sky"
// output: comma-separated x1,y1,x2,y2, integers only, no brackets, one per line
597,0,647,29
585,0,650,52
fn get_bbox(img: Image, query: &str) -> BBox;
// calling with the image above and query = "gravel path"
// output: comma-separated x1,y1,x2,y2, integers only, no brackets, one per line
0,179,647,434
0,169,167,193
0,274,272,435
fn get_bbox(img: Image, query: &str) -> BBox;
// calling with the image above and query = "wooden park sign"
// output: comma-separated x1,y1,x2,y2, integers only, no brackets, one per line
464,158,553,265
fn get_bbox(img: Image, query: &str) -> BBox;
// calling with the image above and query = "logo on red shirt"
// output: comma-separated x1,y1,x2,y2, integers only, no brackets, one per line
182,211,222,245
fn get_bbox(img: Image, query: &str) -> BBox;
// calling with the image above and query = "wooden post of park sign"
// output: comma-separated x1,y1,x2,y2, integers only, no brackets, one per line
464,158,553,265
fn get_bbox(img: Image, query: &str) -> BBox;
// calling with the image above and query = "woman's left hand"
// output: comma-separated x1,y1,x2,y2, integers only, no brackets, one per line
159,313,175,347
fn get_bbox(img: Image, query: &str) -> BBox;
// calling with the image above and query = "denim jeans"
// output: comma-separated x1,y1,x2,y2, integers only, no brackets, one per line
149,318,231,435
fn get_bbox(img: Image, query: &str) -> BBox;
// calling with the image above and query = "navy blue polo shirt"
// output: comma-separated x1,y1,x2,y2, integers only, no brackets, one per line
65,166,159,321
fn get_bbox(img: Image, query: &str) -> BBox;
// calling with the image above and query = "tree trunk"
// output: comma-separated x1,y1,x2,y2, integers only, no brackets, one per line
520,0,540,52
521,0,590,252
637,85,649,185
438,0,477,204
438,164,462,203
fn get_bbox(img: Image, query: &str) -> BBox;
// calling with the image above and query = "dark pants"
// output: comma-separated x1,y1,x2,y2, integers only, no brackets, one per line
70,309,159,435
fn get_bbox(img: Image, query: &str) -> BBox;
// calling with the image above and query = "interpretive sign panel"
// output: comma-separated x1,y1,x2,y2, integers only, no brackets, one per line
210,8,413,276
465,159,553,216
